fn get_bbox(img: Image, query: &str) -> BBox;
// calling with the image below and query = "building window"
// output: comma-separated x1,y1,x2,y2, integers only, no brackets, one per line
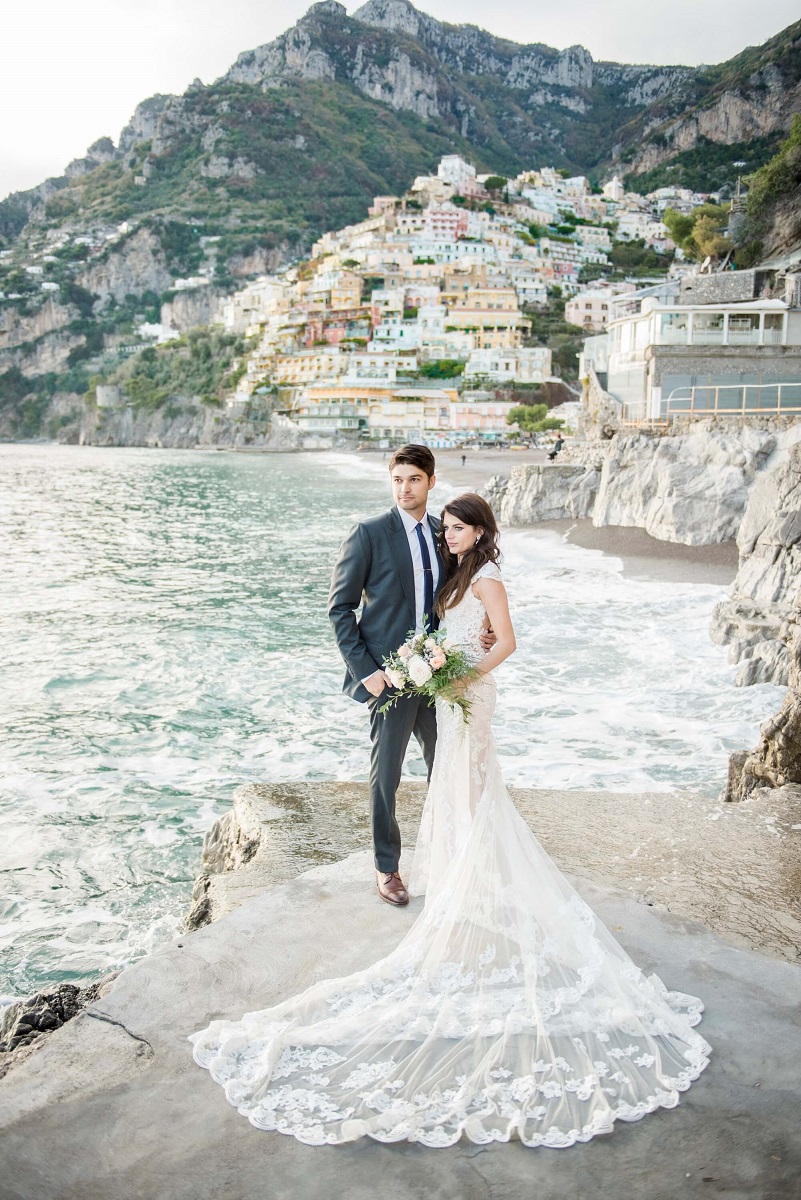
693,311,725,345
659,312,689,344
728,313,760,345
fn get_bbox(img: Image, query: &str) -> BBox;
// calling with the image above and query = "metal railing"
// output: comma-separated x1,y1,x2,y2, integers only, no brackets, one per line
661,381,801,418
618,381,801,426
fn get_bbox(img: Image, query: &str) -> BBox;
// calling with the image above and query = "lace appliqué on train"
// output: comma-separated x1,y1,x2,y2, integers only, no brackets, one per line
190,562,710,1146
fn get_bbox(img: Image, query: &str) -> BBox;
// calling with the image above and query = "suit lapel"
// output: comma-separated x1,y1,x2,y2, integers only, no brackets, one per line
428,513,445,590
387,508,416,627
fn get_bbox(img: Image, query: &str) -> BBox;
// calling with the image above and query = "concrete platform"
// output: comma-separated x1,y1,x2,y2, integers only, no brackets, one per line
1,851,800,1200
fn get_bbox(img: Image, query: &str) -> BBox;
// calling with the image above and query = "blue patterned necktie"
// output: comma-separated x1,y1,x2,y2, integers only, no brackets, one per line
415,520,434,631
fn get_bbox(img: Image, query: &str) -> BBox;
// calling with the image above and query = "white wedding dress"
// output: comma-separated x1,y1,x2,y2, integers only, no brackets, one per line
190,562,711,1147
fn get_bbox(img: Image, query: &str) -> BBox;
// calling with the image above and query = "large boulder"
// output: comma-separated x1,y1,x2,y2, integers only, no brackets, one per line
483,462,599,525
711,440,801,686
592,426,776,545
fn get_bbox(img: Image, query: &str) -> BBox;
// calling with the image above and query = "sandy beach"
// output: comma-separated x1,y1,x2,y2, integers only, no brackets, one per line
431,445,549,489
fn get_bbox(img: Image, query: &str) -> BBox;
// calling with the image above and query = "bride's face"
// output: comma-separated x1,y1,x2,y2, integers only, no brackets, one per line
443,513,483,559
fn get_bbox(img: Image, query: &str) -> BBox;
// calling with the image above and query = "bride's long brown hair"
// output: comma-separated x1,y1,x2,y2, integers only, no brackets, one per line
435,493,500,617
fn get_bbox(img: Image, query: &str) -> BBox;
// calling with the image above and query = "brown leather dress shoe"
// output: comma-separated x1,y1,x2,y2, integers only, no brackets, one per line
376,870,409,906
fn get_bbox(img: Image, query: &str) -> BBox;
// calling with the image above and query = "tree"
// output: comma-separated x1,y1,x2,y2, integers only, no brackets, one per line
506,403,563,433
418,359,464,379
608,239,672,276
662,208,695,248
484,175,508,192
663,204,732,262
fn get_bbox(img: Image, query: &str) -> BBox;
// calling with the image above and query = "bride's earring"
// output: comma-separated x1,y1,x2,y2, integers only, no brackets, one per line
475,534,482,545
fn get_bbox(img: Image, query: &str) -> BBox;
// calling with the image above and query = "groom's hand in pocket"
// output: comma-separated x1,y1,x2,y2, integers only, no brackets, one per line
363,669,392,698
480,626,497,653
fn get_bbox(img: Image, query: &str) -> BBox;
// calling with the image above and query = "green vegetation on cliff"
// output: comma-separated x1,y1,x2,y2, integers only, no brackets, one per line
624,134,785,197
106,329,252,409
734,115,801,265
0,79,491,270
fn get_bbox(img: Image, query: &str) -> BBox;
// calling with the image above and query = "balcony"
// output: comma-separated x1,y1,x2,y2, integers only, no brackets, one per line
654,309,786,349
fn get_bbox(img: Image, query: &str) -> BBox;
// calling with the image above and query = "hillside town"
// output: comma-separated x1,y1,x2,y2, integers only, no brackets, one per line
76,153,722,446
7,151,793,446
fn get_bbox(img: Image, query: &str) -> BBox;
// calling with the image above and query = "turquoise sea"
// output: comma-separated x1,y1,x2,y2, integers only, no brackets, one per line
0,445,783,998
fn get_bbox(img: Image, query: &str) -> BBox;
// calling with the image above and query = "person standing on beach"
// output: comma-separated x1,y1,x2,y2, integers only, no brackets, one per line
548,434,565,461
328,444,492,907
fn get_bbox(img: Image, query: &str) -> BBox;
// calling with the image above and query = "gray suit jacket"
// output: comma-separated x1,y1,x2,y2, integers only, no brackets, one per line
328,508,445,703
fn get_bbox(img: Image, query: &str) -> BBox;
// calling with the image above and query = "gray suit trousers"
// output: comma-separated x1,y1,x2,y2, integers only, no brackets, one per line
368,692,437,873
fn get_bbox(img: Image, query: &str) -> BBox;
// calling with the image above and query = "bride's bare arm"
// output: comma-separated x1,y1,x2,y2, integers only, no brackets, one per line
471,578,516,674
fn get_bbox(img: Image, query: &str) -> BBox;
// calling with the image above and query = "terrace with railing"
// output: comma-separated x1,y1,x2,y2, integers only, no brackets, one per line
661,380,801,418
607,299,790,361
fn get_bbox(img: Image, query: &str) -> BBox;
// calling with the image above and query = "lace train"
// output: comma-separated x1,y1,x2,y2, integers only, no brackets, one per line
190,565,710,1147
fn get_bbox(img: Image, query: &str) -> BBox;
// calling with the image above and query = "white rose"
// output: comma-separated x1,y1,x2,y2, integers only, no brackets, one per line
442,638,457,652
424,637,437,652
407,654,433,686
387,668,407,689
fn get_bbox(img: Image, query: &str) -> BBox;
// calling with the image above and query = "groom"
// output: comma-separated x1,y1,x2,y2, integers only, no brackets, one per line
329,444,444,908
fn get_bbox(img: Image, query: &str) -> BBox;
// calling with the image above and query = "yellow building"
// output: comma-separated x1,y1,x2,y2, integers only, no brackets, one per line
330,272,363,311
262,350,348,386
442,286,530,349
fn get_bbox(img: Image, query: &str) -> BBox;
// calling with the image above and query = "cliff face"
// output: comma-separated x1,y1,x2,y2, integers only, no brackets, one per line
76,398,301,451
223,0,694,154
711,439,801,687
486,423,782,547
485,422,801,692
592,426,777,546
619,20,801,177
75,228,172,307
0,297,76,351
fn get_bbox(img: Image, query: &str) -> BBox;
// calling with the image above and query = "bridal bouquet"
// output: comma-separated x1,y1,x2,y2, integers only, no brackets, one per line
379,627,479,720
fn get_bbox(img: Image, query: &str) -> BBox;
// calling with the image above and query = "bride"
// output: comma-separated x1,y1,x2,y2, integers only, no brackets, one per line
190,493,711,1148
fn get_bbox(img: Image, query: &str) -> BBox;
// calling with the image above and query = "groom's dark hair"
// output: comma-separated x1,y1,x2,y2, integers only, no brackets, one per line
388,444,436,478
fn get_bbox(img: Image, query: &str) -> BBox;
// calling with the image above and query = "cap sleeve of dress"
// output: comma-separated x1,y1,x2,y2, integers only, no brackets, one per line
473,561,502,583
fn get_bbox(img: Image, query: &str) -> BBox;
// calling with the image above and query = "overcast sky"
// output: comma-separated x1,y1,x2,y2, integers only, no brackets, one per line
3,0,798,200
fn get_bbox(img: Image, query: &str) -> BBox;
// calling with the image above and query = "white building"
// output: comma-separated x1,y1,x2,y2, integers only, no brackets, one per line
437,155,477,192
605,294,799,420
463,346,552,383
565,284,635,332
573,225,612,250
602,176,625,203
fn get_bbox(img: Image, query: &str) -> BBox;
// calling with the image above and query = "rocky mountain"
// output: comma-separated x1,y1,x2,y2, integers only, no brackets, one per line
3,2,800,246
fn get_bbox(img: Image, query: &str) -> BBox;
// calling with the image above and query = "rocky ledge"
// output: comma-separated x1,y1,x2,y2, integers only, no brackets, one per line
6,777,800,1090
187,781,801,961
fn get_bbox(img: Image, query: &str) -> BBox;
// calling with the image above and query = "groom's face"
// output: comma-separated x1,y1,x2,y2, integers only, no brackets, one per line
391,464,435,518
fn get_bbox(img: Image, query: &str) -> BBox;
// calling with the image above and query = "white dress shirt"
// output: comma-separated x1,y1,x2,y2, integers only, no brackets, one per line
361,507,441,685
396,505,440,634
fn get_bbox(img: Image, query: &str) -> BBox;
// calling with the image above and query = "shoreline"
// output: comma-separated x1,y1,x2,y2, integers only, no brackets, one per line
428,450,739,587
